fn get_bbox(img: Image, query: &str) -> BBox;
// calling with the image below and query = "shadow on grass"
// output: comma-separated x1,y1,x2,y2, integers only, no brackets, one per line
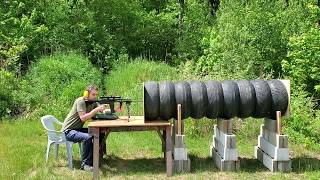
100,155,166,176
190,155,267,173
239,157,267,172
189,154,217,173
92,154,320,176
291,157,320,173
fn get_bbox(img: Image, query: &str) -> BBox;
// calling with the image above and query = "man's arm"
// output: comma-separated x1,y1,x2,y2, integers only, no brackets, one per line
79,105,105,122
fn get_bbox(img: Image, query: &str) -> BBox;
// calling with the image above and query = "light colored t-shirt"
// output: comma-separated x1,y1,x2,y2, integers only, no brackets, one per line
62,97,96,131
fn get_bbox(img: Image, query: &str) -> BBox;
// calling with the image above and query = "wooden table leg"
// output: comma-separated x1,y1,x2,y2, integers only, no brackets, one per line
165,126,173,176
93,127,100,180
163,130,166,159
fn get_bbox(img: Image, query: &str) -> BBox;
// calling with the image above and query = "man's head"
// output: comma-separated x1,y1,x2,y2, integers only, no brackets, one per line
84,85,99,101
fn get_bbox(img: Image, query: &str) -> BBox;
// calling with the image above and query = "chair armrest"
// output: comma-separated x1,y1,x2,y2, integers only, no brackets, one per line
44,128,63,133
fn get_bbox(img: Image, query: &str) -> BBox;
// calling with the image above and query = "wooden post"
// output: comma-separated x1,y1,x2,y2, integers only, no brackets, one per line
276,111,282,135
92,127,100,180
166,126,173,176
177,104,182,135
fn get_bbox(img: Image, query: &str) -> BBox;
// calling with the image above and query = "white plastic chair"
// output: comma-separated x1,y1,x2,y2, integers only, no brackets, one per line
41,115,82,169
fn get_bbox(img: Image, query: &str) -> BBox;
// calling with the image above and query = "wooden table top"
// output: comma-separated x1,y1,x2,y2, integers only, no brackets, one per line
88,116,171,127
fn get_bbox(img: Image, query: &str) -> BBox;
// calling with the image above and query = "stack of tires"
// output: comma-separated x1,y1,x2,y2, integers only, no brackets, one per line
144,80,288,120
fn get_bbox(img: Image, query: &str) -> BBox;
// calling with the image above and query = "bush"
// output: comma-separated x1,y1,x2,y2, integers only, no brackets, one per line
0,70,17,118
16,53,102,119
282,27,320,98
283,89,320,149
105,59,179,116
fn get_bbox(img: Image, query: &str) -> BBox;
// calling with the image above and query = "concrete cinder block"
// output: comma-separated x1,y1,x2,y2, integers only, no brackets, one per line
211,147,240,171
264,119,277,132
254,146,263,162
213,137,238,161
258,136,289,161
174,148,188,160
174,159,191,173
214,126,237,148
261,126,288,148
174,135,186,148
255,147,291,172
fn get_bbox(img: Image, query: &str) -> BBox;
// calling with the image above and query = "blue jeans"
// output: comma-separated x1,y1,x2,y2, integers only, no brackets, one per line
65,128,104,167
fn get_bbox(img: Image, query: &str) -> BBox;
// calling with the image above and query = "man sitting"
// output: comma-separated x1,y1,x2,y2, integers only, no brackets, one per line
62,85,115,171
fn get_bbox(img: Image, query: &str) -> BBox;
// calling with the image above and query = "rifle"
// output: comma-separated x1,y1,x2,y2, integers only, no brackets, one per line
85,96,141,120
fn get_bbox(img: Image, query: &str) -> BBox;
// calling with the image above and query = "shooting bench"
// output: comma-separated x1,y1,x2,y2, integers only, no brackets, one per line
88,116,172,180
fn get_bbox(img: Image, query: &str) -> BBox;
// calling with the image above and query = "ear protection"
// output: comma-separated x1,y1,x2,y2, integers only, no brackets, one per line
83,90,89,97
83,85,96,98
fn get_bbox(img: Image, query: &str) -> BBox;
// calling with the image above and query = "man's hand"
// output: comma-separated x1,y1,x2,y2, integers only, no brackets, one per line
95,105,106,113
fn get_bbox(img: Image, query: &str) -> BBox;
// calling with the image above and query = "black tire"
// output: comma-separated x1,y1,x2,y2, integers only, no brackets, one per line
251,80,272,118
267,80,288,119
206,80,224,118
144,81,160,120
159,81,176,120
221,80,240,119
175,81,192,119
237,80,256,118
189,80,208,119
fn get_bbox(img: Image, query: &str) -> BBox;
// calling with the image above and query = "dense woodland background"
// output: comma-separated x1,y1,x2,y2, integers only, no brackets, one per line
1,0,320,148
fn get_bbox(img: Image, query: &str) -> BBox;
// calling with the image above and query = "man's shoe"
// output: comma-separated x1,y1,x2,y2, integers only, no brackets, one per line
81,165,93,172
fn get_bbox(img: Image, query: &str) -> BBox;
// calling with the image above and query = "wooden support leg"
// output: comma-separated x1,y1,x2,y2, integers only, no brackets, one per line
166,126,173,177
163,130,167,159
157,130,166,157
93,128,100,180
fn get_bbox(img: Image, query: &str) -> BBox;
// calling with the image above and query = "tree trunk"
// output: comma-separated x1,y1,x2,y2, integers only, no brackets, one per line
178,0,185,37
318,0,320,26
209,0,220,16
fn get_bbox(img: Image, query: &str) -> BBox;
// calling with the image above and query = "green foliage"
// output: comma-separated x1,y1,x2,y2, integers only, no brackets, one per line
283,90,320,149
105,59,179,116
196,0,318,80
0,1,48,72
282,27,320,97
16,53,102,119
175,0,213,61
0,69,17,118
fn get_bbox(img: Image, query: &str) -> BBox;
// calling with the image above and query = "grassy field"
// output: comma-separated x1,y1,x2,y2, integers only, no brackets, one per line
1,118,320,179
1,58,320,179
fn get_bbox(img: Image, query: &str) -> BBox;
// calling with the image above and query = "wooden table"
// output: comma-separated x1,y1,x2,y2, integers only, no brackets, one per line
88,116,173,179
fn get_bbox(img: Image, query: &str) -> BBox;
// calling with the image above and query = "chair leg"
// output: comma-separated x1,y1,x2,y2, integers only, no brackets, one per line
45,142,53,163
54,144,59,160
66,142,73,169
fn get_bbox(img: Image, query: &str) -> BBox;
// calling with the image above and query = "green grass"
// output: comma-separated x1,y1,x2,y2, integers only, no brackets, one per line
1,58,320,179
1,119,320,179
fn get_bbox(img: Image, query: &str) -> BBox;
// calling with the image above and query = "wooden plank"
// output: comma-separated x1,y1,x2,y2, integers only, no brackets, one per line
166,126,173,177
276,111,282,135
92,127,100,180
102,126,167,132
177,104,182,135
88,118,170,127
